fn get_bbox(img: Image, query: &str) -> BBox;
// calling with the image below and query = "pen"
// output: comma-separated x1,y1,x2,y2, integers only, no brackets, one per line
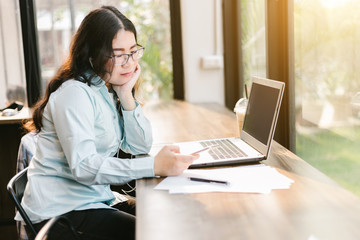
188,177,229,185
191,145,221,155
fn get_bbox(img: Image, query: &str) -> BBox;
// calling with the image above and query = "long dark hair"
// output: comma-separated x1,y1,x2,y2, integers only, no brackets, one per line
32,6,137,132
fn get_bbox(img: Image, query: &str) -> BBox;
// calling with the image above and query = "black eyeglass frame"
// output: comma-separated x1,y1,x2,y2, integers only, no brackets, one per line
108,44,145,66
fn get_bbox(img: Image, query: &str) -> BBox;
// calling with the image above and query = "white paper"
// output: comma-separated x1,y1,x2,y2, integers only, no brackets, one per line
154,164,294,194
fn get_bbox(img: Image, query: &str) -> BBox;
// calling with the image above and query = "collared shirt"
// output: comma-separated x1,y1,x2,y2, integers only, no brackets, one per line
16,72,154,223
16,132,37,240
17,132,38,173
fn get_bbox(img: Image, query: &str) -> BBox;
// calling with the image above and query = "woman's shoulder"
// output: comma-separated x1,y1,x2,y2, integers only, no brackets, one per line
53,79,95,98
62,79,92,90
47,79,99,109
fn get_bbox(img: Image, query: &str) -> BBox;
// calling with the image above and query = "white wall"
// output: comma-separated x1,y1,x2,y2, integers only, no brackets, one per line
181,0,224,105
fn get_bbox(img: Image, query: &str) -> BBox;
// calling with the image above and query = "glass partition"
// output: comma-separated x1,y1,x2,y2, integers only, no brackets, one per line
294,0,360,196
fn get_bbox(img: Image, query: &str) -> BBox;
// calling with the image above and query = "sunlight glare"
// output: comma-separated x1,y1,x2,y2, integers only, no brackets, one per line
320,0,352,9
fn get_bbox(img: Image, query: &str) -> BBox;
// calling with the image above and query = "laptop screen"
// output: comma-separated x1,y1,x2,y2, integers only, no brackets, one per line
242,82,280,145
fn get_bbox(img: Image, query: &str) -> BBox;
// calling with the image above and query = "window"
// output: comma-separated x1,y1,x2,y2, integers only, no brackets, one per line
0,1,26,109
240,0,266,90
228,0,360,197
223,0,266,109
294,0,360,196
35,0,173,101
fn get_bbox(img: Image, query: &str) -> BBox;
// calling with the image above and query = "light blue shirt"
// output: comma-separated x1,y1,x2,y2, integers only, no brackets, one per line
16,72,154,223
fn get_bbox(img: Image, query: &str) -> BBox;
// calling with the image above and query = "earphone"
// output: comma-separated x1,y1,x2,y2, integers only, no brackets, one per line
89,57,94,69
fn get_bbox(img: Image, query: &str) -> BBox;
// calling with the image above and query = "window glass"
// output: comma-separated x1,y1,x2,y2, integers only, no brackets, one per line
0,1,27,110
240,0,266,94
294,0,360,196
35,0,173,101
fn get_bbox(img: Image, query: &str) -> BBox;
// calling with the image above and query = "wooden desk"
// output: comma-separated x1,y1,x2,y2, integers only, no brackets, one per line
137,100,360,240
0,107,32,124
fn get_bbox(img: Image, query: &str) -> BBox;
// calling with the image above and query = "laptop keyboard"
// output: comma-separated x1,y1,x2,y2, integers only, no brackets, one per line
199,139,248,160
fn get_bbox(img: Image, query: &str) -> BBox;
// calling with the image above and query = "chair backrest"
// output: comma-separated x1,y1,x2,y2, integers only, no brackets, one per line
35,216,80,240
7,167,37,236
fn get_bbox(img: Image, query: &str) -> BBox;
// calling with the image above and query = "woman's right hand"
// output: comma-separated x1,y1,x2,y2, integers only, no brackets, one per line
154,145,199,176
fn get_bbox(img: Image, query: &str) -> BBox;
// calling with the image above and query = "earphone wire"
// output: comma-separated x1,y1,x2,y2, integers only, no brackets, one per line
116,148,137,196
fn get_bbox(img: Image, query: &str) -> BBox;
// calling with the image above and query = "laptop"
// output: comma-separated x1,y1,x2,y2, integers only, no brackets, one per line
150,76,285,168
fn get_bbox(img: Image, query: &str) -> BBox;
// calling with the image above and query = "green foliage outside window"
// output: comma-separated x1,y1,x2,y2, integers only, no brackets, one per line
120,0,173,101
294,0,360,197
37,0,173,102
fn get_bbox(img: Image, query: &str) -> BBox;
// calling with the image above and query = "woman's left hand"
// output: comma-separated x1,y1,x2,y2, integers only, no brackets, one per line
113,64,141,95
113,64,141,110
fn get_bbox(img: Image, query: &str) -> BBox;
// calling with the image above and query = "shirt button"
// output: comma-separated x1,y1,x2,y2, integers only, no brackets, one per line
136,113,140,118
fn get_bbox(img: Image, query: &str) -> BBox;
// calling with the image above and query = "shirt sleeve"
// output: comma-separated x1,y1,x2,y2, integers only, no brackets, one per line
16,139,27,173
16,133,37,173
120,102,153,155
50,84,155,186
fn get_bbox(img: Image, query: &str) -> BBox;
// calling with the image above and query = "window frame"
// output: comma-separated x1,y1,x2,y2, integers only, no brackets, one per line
223,0,294,150
19,0,42,107
20,0,185,106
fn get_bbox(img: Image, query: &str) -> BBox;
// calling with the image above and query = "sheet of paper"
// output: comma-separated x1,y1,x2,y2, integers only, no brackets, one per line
154,164,294,194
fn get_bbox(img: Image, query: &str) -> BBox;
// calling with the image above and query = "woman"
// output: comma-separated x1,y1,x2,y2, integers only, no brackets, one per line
16,6,198,239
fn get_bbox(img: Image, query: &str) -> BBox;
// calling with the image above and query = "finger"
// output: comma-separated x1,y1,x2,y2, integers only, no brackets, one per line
165,145,180,154
135,63,141,72
175,154,197,163
191,153,200,160
133,64,140,77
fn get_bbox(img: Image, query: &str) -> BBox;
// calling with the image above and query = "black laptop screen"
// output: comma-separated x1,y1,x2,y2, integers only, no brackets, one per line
242,82,280,145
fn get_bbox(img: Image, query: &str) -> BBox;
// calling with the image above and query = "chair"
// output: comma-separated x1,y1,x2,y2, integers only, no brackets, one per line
7,167,37,236
35,216,80,240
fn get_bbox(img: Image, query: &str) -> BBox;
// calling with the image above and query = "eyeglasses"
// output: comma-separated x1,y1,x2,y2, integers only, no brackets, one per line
108,45,145,66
